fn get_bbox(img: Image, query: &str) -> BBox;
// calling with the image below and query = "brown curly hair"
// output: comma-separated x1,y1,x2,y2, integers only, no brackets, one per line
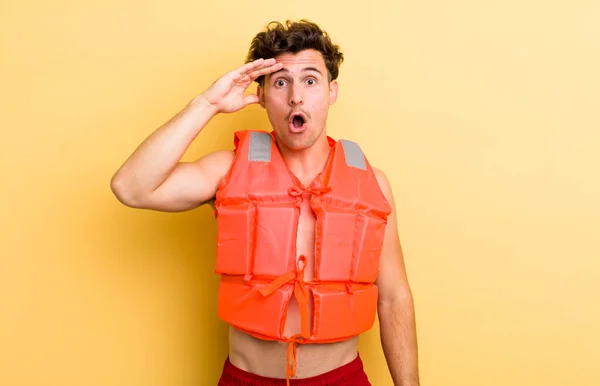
246,20,344,86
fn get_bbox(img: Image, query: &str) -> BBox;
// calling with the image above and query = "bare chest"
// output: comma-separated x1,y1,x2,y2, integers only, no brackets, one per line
295,192,317,282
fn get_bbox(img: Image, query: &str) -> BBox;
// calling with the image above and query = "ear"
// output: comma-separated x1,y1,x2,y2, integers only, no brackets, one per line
328,80,338,105
257,84,265,108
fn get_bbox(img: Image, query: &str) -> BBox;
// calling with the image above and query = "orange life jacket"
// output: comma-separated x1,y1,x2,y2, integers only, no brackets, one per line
213,130,391,383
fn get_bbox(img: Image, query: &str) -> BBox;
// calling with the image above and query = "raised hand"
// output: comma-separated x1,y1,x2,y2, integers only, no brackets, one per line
201,58,283,114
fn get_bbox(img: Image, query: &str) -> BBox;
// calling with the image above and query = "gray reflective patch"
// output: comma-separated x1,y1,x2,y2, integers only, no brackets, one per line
340,139,366,170
249,132,272,162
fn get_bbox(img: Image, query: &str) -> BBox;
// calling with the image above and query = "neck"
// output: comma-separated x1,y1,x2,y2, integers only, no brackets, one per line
277,132,332,187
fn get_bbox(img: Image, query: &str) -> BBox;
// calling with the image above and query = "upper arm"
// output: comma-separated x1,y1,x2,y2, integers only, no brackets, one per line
127,150,234,212
373,167,413,306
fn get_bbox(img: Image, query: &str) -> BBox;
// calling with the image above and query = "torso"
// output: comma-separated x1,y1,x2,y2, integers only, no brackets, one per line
228,327,358,378
227,192,359,378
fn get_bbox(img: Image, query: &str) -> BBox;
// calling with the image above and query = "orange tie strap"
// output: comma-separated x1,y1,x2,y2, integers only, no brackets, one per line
258,256,311,386
288,185,332,198
286,339,297,385
258,271,296,296
258,255,311,340
293,256,311,339
285,334,307,386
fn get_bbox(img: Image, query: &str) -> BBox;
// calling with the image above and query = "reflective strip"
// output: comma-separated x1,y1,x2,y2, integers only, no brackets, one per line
340,139,366,170
248,132,272,162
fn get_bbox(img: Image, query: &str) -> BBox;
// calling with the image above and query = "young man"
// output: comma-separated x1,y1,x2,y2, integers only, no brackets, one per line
111,20,419,386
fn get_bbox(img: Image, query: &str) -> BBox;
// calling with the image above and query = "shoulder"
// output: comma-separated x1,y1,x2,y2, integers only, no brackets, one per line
371,166,398,214
194,149,235,165
372,166,388,183
372,167,393,197
193,150,235,180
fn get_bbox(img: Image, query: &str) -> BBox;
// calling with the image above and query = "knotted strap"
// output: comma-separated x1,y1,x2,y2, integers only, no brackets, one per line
284,334,309,385
288,185,332,197
258,255,311,340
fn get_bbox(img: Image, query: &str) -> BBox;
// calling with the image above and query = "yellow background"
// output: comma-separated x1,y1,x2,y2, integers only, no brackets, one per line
1,0,599,385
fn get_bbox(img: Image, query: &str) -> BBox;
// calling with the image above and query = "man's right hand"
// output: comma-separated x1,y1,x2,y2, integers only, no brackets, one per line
201,58,283,114
110,58,282,213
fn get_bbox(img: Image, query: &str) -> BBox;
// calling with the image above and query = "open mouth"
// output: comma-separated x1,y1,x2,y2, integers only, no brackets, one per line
292,115,305,128
289,113,307,132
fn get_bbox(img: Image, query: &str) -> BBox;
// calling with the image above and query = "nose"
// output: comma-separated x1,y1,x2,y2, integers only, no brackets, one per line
288,83,303,106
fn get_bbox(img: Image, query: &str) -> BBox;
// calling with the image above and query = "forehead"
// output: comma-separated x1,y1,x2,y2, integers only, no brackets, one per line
273,49,327,74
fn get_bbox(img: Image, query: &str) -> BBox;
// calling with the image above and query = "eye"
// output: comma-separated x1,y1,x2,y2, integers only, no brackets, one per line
306,78,316,86
275,79,287,87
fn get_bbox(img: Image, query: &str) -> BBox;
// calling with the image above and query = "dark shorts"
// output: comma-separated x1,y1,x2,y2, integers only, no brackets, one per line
217,354,371,386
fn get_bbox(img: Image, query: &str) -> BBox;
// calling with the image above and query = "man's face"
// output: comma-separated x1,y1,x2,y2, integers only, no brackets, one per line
258,49,338,151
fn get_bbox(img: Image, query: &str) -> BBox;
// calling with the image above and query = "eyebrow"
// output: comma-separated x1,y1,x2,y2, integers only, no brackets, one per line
272,66,323,76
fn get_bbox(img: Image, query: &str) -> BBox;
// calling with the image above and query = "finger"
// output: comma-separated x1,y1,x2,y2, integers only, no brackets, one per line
235,58,276,76
248,62,284,81
243,94,260,106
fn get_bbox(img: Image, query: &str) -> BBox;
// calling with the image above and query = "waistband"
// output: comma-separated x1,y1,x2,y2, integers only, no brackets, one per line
219,353,367,386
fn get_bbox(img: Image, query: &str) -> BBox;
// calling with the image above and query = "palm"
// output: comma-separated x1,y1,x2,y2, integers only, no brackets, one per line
204,58,282,114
